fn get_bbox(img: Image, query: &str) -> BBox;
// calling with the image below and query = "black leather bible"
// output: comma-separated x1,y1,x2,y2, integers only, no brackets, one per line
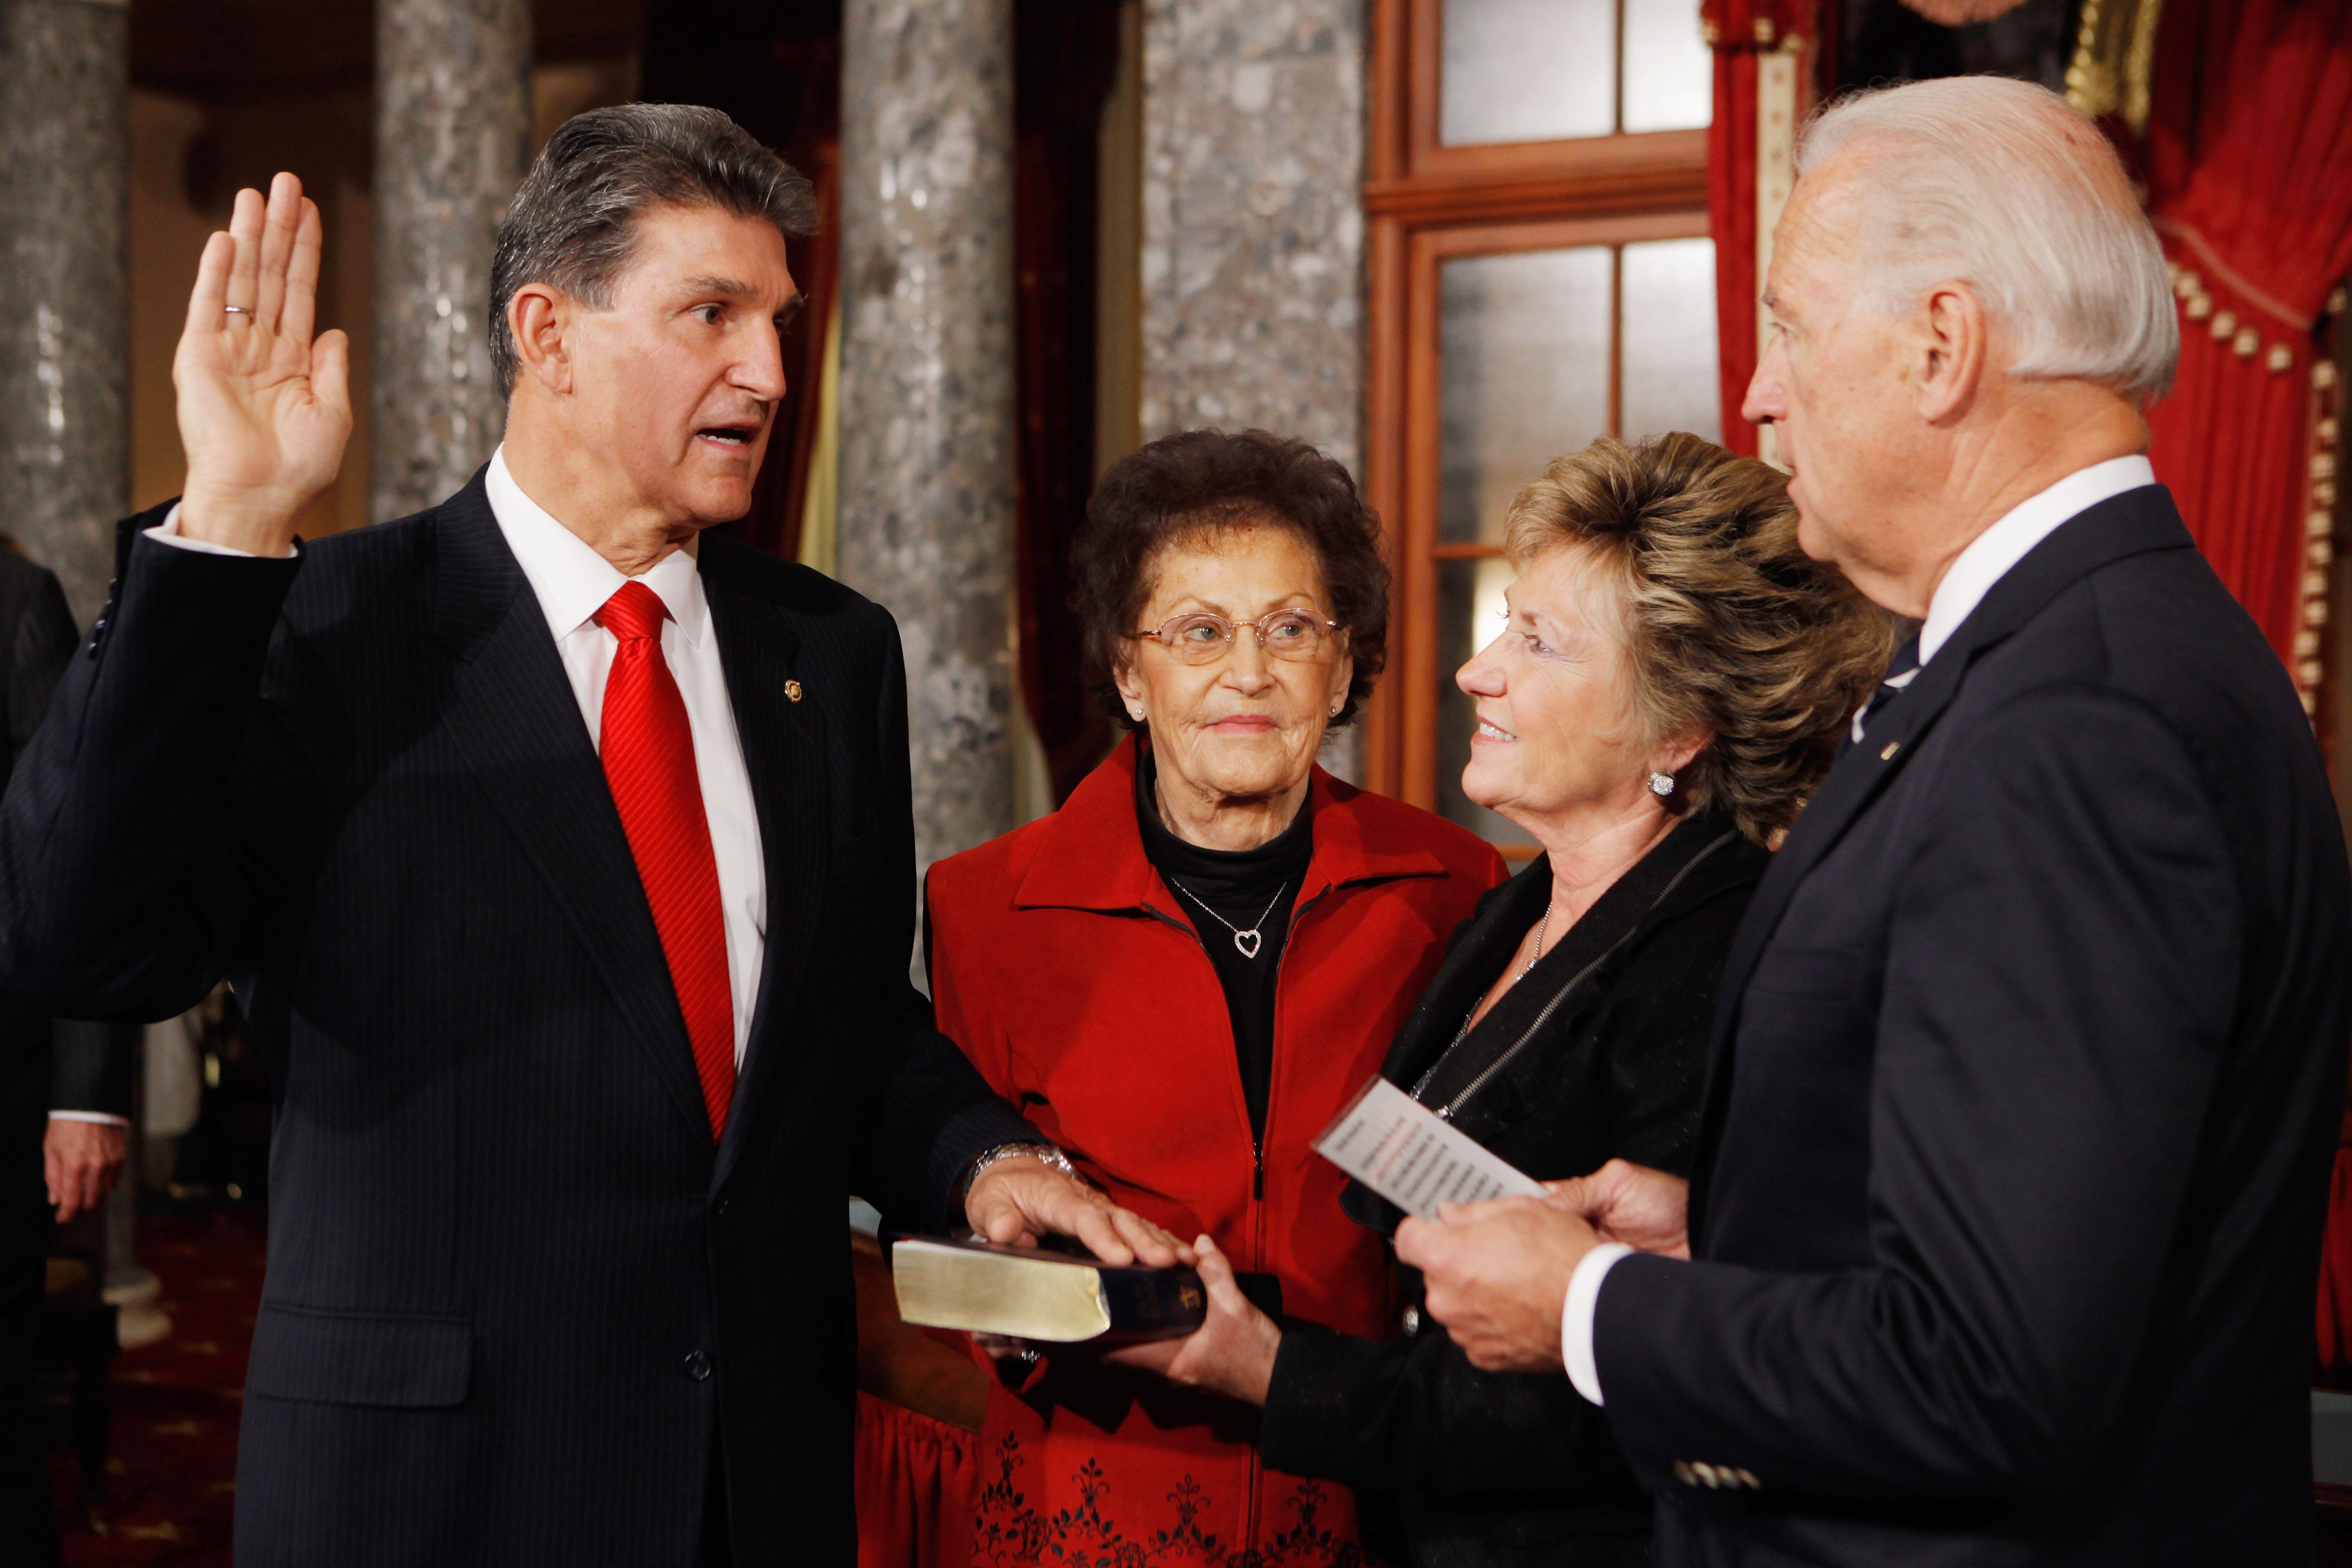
889,1235,1208,1344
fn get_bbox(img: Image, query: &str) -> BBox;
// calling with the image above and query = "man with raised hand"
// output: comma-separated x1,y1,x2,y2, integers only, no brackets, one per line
1396,77,2352,1567
0,105,1177,1566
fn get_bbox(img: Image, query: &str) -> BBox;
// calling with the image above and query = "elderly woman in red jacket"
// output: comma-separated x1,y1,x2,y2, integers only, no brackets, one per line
927,428,1505,1568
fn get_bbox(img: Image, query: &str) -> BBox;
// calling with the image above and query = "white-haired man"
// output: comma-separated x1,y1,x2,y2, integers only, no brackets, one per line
1396,76,2352,1566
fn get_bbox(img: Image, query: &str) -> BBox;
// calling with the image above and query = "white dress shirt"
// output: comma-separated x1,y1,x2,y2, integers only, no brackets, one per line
149,446,768,1066
1558,452,2161,1406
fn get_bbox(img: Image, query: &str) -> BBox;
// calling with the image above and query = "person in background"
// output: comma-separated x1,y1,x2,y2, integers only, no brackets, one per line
1402,77,2352,1568
0,544,134,1566
926,429,1506,1566
1127,432,1887,1567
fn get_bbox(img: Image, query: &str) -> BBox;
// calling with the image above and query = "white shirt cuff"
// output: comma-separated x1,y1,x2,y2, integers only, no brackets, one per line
1562,1241,1635,1405
48,1110,130,1127
147,502,279,558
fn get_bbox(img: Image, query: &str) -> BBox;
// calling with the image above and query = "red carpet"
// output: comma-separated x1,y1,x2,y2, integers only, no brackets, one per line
52,1211,264,1567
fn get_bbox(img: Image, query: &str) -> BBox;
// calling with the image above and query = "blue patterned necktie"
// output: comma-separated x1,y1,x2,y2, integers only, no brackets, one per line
1852,633,1923,746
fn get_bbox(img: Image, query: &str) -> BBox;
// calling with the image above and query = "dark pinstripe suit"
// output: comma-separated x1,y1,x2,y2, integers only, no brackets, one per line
0,474,1035,1565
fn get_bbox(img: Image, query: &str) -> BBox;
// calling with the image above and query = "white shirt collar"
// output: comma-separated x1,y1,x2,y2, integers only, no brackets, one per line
1916,454,2155,666
484,446,708,647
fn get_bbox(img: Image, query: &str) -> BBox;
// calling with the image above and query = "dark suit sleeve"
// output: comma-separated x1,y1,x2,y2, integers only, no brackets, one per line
0,559,140,1114
1265,1324,1642,1501
847,604,1037,1233
0,516,318,1021
1594,683,2240,1504
47,1020,136,1118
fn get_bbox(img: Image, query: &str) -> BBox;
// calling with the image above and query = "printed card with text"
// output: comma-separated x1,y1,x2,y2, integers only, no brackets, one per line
1313,1076,1548,1219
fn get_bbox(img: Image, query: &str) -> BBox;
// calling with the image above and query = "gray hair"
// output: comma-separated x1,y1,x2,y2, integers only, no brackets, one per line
1797,77,2177,399
488,103,818,396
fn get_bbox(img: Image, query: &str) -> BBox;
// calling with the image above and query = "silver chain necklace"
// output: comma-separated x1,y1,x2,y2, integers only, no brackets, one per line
1518,903,1554,981
1167,876,1293,960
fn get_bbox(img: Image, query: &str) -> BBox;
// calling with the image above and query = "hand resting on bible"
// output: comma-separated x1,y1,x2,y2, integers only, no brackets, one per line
962,1152,1191,1271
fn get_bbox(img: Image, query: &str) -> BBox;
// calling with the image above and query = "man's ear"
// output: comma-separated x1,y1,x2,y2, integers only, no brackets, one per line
1915,280,1987,426
510,283,574,396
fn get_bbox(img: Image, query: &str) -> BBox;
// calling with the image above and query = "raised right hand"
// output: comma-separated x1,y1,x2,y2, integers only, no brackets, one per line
174,172,352,557
1546,1159,1690,1260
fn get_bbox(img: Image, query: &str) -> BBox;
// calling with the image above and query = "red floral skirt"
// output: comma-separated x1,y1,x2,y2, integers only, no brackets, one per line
967,1351,1368,1568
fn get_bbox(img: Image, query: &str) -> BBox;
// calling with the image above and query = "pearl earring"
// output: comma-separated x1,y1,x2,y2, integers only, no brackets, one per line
1648,771,1676,797
1131,707,1145,721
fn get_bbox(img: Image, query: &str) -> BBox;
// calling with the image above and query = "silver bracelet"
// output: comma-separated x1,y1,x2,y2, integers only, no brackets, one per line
960,1141,1082,1204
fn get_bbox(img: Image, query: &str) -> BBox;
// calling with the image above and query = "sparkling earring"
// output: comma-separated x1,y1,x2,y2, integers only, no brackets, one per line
1130,707,1145,721
1648,771,1676,797
1329,703,1342,717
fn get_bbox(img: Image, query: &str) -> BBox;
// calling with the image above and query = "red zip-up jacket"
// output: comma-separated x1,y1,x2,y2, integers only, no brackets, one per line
927,738,1505,1566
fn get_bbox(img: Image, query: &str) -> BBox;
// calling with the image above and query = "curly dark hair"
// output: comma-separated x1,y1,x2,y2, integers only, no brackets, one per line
1503,433,1894,844
1072,429,1389,728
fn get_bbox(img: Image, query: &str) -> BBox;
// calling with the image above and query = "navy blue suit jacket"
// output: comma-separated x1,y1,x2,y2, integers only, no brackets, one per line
1595,485,2352,1566
0,475,1034,1566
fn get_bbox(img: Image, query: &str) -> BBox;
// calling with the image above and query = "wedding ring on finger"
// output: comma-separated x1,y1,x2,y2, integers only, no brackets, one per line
223,305,252,317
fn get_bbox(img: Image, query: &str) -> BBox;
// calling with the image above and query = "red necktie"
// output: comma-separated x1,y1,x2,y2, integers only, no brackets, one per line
594,580,734,1141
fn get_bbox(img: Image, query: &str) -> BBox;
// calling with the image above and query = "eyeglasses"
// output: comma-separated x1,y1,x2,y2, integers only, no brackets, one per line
1126,609,1343,666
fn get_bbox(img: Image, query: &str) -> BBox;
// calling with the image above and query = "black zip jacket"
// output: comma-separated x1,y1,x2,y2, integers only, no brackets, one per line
1260,809,1765,1568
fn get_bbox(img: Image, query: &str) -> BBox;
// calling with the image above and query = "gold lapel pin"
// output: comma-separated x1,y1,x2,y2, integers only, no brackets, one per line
1880,741,1900,761
785,680,803,703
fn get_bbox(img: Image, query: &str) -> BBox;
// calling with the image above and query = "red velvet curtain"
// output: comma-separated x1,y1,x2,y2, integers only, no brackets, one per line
2141,0,2352,681
1704,0,1820,458
1013,2,1125,803
2128,0,2352,1375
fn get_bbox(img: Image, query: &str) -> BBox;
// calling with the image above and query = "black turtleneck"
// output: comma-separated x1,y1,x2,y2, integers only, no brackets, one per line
1135,750,1314,1148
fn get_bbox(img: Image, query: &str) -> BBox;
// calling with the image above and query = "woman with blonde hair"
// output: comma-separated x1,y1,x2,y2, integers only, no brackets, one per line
1127,430,1891,1567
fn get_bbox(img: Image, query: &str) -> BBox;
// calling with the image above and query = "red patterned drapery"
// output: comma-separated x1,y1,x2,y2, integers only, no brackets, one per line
2125,0,2352,1378
1703,0,1820,459
2140,0,2352,704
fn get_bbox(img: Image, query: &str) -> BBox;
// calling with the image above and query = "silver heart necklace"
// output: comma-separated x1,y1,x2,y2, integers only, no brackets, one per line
1167,876,1293,960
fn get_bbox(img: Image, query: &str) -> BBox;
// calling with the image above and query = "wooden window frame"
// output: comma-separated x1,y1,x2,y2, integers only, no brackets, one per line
1361,0,1711,807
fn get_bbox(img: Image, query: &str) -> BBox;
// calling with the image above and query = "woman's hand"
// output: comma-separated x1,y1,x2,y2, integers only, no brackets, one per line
1105,1235,1280,1406
175,173,353,557
1546,1159,1689,1259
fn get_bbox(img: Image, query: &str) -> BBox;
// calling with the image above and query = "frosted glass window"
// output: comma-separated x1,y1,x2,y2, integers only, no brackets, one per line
1621,0,1714,133
1440,0,1615,145
1619,237,1721,442
1436,556,1531,843
1438,245,1614,544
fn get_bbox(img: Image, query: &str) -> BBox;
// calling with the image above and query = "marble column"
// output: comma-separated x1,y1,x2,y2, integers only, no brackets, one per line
372,0,532,521
0,0,130,628
1139,0,1368,777
836,0,1019,881
1140,0,1365,467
